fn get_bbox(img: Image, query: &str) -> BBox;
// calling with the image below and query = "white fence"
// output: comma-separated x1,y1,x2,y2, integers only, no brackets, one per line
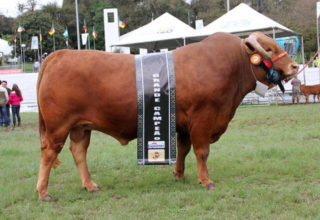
243,67,320,104
0,67,319,112
0,73,38,112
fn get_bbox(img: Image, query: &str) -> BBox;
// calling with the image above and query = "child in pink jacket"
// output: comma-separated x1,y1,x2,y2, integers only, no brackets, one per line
8,84,23,127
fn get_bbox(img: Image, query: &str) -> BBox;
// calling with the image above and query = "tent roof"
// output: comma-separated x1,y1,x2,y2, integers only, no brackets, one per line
113,12,197,50
0,39,13,55
188,3,297,41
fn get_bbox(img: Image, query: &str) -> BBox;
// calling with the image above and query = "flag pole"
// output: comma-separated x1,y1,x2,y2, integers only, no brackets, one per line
88,34,90,50
40,29,42,64
53,34,56,51
14,37,16,64
75,0,80,50
317,2,320,83
93,37,96,50
19,31,22,67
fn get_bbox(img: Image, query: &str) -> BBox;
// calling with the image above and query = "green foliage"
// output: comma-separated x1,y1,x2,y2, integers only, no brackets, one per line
15,9,67,59
89,0,112,50
0,105,320,218
0,15,15,37
1,0,318,55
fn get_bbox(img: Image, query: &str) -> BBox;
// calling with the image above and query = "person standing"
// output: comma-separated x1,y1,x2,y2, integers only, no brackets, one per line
291,77,301,104
1,81,11,126
8,84,23,128
0,80,9,127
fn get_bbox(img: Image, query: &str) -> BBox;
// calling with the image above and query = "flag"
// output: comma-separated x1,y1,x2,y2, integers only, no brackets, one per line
17,25,25,32
92,27,98,39
63,28,69,38
12,34,17,43
39,31,43,42
83,20,87,33
49,24,55,35
151,13,154,22
119,19,126,29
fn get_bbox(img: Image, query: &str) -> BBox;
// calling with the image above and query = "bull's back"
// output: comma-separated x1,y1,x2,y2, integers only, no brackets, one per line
38,50,138,139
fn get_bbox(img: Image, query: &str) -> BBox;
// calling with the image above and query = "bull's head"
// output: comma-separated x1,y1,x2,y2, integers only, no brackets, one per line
243,32,299,84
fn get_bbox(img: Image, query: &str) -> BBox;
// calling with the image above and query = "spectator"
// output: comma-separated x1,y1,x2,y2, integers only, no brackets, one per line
1,81,11,126
33,61,40,72
0,80,9,127
8,84,23,128
291,76,301,104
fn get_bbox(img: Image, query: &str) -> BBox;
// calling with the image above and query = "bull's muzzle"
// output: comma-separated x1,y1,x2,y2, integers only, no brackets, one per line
285,62,299,79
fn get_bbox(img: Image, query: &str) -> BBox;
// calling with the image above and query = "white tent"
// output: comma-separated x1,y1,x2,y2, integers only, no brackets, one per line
189,3,297,41
0,38,13,55
112,12,197,50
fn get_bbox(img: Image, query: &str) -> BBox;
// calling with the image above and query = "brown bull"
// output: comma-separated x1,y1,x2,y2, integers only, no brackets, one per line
300,84,320,103
36,32,298,201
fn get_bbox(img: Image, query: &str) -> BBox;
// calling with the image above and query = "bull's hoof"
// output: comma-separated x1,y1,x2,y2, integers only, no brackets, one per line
173,171,186,181
40,194,53,202
89,186,102,192
206,182,215,190
82,186,102,192
198,181,215,190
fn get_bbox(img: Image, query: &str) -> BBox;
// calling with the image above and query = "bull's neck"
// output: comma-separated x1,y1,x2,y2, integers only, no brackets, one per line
237,50,271,101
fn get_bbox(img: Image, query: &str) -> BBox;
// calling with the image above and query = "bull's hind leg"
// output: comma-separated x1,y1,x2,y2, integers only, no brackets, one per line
190,124,215,190
36,139,64,201
69,127,100,192
174,132,191,180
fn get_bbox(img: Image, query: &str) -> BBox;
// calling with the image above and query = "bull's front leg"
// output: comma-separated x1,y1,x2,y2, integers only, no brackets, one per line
174,132,191,180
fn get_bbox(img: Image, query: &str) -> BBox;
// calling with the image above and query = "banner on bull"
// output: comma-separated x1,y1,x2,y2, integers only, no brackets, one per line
135,52,176,165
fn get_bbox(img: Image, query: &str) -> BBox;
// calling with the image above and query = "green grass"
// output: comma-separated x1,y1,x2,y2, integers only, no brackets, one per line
2,62,34,73
0,104,319,219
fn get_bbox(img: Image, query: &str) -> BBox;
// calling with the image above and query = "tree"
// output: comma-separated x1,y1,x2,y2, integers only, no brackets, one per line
90,0,113,50
14,8,67,60
26,0,39,12
3,0,318,57
0,16,15,37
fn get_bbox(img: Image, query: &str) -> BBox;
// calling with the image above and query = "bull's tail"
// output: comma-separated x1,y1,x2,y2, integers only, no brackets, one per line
37,52,63,170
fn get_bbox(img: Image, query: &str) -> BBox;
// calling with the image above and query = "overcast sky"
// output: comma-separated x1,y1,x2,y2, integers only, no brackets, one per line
0,0,63,18
0,0,192,18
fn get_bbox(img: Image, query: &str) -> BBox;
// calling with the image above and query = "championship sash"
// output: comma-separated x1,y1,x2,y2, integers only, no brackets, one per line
135,52,176,165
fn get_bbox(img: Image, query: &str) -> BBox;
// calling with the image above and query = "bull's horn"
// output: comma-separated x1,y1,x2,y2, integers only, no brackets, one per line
243,35,271,59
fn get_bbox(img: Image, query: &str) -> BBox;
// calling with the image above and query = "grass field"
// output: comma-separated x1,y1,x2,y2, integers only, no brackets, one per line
0,104,319,219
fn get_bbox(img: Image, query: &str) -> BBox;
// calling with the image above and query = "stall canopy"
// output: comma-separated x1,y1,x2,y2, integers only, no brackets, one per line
0,38,13,55
112,12,197,50
189,3,298,42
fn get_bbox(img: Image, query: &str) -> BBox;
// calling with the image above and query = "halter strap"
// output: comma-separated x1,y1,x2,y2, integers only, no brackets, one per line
271,51,287,63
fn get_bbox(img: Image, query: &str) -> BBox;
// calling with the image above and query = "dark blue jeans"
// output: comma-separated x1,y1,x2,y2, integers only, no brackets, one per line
0,105,9,127
11,105,21,125
6,105,11,125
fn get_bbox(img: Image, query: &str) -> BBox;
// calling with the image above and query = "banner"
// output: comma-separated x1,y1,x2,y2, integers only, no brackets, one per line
135,52,176,165
81,33,89,45
31,36,39,50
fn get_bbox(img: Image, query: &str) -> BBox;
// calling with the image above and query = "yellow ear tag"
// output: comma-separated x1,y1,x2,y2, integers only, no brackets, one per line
250,53,262,65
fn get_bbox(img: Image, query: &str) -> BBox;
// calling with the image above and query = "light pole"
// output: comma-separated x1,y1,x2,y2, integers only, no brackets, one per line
21,43,26,72
227,0,230,12
75,0,80,50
